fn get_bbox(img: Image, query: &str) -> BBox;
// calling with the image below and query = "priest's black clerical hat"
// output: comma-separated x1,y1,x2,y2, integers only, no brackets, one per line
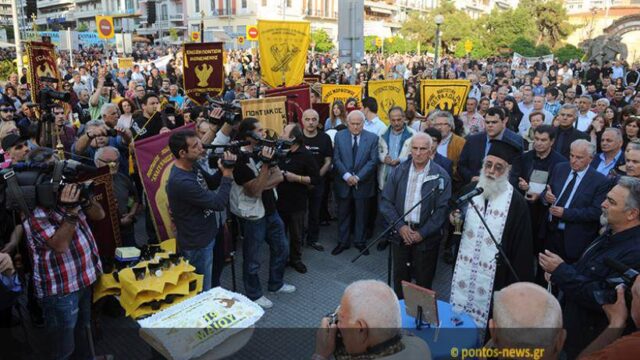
487,139,519,164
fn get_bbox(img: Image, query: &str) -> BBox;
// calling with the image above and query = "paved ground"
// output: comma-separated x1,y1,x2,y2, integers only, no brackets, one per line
11,215,455,359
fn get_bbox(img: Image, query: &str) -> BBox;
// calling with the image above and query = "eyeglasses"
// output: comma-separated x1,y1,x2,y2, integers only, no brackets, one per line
483,161,506,174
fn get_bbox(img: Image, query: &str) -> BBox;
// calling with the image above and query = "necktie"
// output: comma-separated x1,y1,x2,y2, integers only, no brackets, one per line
556,171,578,208
352,135,358,168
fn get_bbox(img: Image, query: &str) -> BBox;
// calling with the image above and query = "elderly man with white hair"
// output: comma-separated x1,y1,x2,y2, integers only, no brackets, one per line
332,110,379,256
488,282,566,359
450,139,534,331
380,133,451,297
313,280,430,360
541,139,609,264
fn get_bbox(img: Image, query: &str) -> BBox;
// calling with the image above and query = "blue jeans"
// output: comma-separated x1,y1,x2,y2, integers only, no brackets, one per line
181,240,215,291
240,212,289,300
40,287,92,360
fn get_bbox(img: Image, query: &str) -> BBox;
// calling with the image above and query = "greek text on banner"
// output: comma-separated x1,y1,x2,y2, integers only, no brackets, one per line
240,96,288,137
367,79,406,125
321,84,363,106
420,79,471,116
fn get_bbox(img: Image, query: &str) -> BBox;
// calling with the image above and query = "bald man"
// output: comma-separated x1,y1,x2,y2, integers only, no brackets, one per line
489,282,566,359
313,280,431,359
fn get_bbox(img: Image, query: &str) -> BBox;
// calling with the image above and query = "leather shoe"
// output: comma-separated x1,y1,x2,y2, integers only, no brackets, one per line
308,242,324,251
355,244,370,256
331,244,349,256
290,261,307,274
377,239,389,252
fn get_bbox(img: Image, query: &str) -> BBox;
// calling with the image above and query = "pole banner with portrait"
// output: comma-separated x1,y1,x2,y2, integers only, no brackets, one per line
367,79,406,125
25,41,62,104
264,84,310,125
77,166,121,258
240,97,288,138
419,79,471,116
258,20,311,88
134,124,195,242
182,42,225,106
321,84,363,105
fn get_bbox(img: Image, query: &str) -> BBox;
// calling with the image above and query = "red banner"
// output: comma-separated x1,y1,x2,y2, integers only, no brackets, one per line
134,124,194,241
77,166,120,258
264,84,311,125
182,42,225,105
25,41,62,104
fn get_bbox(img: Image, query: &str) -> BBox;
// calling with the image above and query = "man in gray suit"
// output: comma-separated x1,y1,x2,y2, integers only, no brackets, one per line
332,110,379,256
380,133,452,297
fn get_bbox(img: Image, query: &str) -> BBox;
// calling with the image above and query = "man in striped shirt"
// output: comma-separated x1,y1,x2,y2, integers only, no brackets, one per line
21,147,105,359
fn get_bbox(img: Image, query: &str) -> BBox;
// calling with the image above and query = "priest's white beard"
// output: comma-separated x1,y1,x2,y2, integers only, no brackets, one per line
477,169,510,201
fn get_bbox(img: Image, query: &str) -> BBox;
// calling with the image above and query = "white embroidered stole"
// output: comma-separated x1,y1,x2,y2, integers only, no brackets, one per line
449,183,513,331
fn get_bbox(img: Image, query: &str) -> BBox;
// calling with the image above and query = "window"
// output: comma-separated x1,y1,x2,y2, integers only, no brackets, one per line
211,0,216,14
262,0,267,5
324,0,329,17
161,4,167,20
242,0,247,8
195,0,199,13
287,0,292,7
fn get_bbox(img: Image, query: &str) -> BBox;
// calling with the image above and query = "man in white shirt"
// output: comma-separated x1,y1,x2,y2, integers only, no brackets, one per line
361,97,386,136
576,95,596,132
517,88,535,135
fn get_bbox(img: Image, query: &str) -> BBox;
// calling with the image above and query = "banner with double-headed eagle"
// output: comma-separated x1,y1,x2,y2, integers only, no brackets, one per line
25,41,62,104
420,79,471,116
367,79,406,125
258,20,311,88
182,42,225,105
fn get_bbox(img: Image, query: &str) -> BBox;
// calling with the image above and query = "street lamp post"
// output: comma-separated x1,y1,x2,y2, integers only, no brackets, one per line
432,15,444,79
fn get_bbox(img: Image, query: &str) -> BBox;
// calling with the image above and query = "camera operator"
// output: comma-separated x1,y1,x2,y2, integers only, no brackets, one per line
539,176,640,357
167,130,235,291
130,92,168,141
20,146,105,359
579,277,640,358
230,118,295,309
89,67,114,121
2,133,30,164
313,280,430,360
72,119,129,175
277,123,320,274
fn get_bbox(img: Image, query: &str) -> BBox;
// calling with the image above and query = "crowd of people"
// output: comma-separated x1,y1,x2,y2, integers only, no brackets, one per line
1,41,640,359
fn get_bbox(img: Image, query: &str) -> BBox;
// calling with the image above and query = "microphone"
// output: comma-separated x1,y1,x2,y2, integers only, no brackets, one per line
455,187,484,207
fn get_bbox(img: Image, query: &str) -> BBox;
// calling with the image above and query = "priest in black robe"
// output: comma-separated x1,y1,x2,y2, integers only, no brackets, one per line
449,140,535,331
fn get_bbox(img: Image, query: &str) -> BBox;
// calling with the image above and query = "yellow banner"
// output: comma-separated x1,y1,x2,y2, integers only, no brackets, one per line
258,20,311,88
118,57,134,70
420,79,471,116
321,84,363,106
367,79,406,125
240,96,288,138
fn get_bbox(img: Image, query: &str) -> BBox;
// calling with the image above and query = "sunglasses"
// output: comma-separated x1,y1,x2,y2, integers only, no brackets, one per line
0,108,15,112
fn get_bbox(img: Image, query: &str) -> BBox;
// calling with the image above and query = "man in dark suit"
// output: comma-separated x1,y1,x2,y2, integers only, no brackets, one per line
552,103,590,159
332,110,379,256
458,106,524,184
425,128,453,178
541,139,609,264
380,133,452,297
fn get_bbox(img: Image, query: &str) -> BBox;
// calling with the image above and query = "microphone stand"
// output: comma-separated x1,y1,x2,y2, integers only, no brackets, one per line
352,183,442,287
467,198,519,282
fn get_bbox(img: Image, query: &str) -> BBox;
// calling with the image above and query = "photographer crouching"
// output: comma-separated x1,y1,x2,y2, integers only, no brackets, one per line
20,147,105,359
166,130,236,291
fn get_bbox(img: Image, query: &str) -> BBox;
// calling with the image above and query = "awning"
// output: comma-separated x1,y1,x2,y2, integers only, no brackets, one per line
368,7,393,15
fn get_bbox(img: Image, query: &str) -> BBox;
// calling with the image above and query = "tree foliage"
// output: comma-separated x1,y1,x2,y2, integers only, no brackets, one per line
554,44,585,62
399,0,576,58
311,29,335,53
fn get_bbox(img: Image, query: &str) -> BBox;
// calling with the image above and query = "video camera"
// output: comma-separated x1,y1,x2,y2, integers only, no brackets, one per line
203,140,250,169
204,94,243,126
0,159,98,212
250,133,293,166
37,81,72,123
594,257,639,305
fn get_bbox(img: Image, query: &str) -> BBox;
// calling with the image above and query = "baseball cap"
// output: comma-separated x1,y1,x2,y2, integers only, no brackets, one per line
1,133,28,151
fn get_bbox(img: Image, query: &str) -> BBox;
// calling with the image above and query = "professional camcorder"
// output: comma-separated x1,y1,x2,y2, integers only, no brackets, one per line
250,133,293,166
203,140,250,169
0,159,98,212
204,94,243,126
594,257,639,305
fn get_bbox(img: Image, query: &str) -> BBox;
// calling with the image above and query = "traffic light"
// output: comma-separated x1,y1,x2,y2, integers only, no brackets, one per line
147,1,156,25
26,0,37,19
